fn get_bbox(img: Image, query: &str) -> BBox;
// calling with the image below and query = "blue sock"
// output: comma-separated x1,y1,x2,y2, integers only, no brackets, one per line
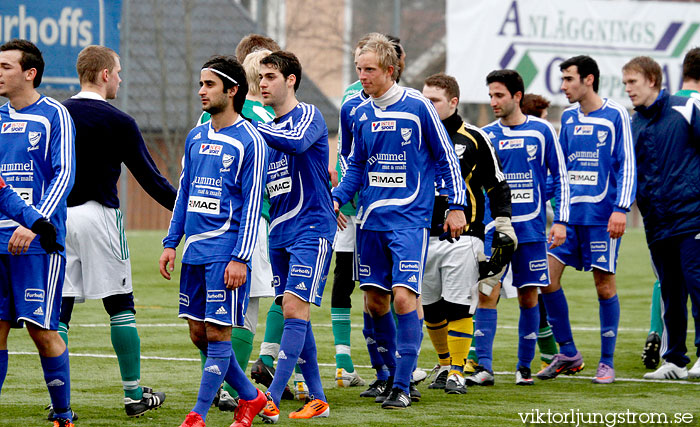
412,317,424,373
268,318,306,406
373,311,397,377
542,288,578,357
193,341,231,420
518,305,540,370
40,348,71,421
474,308,497,371
363,312,389,380
599,294,620,368
394,311,420,393
0,349,7,396
298,323,326,402
224,346,257,401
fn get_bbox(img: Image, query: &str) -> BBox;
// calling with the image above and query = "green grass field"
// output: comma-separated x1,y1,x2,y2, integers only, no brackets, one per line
2,228,699,426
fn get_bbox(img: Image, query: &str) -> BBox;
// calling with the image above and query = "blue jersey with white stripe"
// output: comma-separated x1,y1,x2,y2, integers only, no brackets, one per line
483,116,569,243
338,86,368,175
332,86,466,231
164,116,267,265
559,99,636,225
256,102,336,249
0,96,75,254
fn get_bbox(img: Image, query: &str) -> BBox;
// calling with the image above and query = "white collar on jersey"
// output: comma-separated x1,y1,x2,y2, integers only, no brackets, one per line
72,91,106,101
372,82,402,109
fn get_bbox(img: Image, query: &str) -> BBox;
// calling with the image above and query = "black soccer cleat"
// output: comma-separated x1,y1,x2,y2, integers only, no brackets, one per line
360,379,387,398
409,382,421,402
46,405,78,422
250,357,295,400
124,386,166,417
642,332,661,369
381,388,411,409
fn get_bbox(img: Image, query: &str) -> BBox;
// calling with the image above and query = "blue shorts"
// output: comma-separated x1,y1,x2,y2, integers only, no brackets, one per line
269,238,332,307
356,228,429,294
504,241,550,288
0,253,66,330
548,224,621,273
178,262,249,327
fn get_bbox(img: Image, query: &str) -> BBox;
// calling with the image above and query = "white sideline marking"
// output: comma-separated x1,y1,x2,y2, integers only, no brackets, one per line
72,323,649,332
8,351,699,385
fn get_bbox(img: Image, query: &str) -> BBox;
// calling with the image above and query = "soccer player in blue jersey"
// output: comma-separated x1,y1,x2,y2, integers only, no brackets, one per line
160,55,268,427
622,56,700,380
255,51,336,422
332,36,467,409
335,33,408,397
0,39,76,427
543,55,636,384
470,70,569,387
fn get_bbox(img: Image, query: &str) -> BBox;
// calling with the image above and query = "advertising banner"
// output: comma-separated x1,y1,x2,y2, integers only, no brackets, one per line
447,0,700,106
0,1,122,90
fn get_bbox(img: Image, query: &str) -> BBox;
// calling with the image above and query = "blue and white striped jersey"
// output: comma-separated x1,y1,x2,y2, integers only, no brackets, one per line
338,85,368,176
483,115,569,244
0,96,75,254
559,99,636,225
164,116,267,265
256,102,336,249
332,85,467,231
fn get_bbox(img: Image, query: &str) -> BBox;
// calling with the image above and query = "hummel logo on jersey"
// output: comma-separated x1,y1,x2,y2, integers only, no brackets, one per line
47,379,65,387
205,365,222,375
474,330,484,337
215,306,227,315
524,332,538,340
597,255,607,263
602,330,616,338
33,307,44,316
359,113,368,122
539,273,547,281
193,132,201,140
295,282,307,291
278,350,288,360
377,346,388,353
408,275,417,283
566,117,574,124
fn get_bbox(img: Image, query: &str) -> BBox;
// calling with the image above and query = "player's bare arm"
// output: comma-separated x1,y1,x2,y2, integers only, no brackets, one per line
159,248,176,280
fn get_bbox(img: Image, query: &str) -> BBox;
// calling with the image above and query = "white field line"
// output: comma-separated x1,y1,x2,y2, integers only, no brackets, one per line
71,323,649,332
8,351,699,385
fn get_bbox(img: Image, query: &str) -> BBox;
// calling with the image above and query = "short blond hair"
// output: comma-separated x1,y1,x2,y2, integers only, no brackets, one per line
358,35,399,81
243,49,271,97
76,45,118,85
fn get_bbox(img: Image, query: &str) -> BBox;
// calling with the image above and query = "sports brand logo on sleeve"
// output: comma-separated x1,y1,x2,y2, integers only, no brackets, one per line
206,290,226,302
529,259,548,271
272,276,281,287
199,143,223,155
25,289,45,302
290,265,313,278
371,121,396,132
499,138,524,150
187,196,220,214
399,260,420,272
573,125,594,135
2,122,27,133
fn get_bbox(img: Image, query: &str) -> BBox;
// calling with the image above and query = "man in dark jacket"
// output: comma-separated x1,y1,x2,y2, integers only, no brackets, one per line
622,56,700,380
